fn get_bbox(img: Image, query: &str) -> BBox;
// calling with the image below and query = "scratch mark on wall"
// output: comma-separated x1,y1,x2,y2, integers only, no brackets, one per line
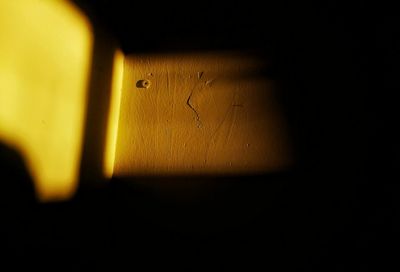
186,84,202,127
205,79,215,87
225,106,238,146
204,92,242,161
224,92,241,145
210,105,232,141
210,92,241,141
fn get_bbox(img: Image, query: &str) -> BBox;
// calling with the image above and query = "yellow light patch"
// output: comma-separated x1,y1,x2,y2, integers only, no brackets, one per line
114,53,293,176
103,50,124,178
0,0,93,201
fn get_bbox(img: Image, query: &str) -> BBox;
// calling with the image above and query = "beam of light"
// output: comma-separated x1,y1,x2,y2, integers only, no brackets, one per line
0,0,93,201
103,49,124,178
114,53,293,176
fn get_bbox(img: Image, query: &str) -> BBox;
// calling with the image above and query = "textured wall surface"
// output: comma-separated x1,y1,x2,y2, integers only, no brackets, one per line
114,53,293,176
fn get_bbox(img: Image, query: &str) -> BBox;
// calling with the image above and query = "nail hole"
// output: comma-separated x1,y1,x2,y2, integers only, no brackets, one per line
136,79,151,89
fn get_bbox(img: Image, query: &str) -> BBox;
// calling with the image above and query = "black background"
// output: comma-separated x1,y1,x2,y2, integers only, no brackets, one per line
1,0,398,271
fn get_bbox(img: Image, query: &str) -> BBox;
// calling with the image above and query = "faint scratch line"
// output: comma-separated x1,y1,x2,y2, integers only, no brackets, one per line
211,106,232,141
186,83,202,127
225,106,237,146
204,104,233,162
204,92,240,161
225,92,240,145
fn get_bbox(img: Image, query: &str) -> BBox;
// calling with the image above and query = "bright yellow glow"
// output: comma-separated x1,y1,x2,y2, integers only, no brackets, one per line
0,0,93,201
103,50,124,178
114,53,293,176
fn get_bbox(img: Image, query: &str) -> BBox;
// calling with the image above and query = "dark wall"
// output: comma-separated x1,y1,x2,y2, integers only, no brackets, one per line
1,1,398,271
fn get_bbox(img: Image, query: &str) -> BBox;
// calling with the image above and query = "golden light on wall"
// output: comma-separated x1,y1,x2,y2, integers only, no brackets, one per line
0,1,293,202
103,50,124,178
0,0,93,201
113,53,293,176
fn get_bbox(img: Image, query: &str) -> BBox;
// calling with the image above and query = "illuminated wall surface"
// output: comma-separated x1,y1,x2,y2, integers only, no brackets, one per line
0,0,93,201
0,1,292,201
103,50,124,178
114,53,293,176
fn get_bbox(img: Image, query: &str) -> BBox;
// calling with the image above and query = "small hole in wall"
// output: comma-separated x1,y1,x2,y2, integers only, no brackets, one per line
136,79,151,89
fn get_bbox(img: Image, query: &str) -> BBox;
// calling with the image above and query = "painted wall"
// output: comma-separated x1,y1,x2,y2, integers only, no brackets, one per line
114,52,293,176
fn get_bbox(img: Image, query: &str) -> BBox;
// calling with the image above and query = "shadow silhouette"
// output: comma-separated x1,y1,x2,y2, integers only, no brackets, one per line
0,143,36,267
